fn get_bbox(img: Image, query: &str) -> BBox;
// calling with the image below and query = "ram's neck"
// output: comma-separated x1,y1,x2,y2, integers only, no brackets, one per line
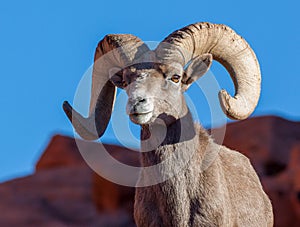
137,111,215,226
140,111,201,168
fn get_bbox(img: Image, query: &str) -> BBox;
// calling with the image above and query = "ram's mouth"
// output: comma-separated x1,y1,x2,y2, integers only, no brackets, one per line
129,112,153,125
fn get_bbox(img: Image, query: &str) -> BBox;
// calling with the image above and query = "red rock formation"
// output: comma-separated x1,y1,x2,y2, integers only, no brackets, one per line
36,135,85,170
0,135,137,226
0,166,135,226
221,116,300,227
288,144,300,224
221,116,300,176
36,135,140,216
0,116,299,226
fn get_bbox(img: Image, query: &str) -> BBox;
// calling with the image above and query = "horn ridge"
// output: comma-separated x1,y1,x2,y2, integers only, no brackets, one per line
156,22,261,120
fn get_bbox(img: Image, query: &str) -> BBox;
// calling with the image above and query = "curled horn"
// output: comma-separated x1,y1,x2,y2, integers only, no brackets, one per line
155,22,261,120
63,34,149,140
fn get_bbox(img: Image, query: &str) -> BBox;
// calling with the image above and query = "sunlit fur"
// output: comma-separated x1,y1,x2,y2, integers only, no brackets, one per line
63,29,273,226
116,62,274,227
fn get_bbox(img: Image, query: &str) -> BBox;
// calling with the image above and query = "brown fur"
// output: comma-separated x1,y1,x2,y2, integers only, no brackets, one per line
134,113,273,227
63,29,272,226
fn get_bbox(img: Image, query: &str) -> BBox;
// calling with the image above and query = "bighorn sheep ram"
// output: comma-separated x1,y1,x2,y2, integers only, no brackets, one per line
63,22,273,226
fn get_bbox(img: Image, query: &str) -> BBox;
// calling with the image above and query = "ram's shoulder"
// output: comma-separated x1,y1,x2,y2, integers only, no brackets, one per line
219,146,250,164
218,146,262,184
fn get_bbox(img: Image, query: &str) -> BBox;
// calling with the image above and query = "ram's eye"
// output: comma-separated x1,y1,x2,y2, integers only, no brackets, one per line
110,73,126,88
171,74,180,83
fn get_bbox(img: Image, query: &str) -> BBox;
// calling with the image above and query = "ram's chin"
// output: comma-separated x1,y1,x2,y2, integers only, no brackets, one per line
129,112,153,125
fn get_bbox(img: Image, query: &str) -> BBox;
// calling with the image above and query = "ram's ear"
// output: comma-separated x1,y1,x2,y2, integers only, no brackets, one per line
182,54,212,91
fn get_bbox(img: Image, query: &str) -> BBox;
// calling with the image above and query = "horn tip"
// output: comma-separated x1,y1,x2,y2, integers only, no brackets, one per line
218,90,252,120
62,101,73,122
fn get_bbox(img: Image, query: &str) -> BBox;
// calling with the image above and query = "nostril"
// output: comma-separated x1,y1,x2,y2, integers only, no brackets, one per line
129,97,148,106
139,98,146,103
135,97,146,103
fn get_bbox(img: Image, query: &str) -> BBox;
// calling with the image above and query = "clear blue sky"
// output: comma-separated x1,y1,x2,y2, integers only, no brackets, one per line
0,0,299,182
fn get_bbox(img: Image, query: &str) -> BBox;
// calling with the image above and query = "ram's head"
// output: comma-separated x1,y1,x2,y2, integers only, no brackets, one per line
63,22,261,140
